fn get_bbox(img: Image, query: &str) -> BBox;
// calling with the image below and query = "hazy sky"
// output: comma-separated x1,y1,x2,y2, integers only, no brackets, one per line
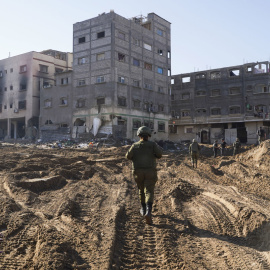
1,0,270,74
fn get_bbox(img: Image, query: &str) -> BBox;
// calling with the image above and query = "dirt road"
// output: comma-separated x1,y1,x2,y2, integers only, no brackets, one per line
0,141,270,269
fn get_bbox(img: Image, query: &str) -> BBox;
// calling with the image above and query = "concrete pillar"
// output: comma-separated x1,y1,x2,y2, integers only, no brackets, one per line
13,121,17,139
7,118,11,138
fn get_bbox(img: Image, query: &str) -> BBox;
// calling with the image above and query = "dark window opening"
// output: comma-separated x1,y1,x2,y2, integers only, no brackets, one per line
97,31,105,38
18,100,26,110
118,97,126,107
97,98,105,105
78,36,86,43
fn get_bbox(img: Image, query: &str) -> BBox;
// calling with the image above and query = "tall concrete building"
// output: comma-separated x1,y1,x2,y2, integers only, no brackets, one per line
169,61,270,144
71,11,171,140
0,50,72,139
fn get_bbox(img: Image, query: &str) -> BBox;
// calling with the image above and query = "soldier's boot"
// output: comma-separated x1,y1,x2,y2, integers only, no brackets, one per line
145,202,153,225
140,203,146,216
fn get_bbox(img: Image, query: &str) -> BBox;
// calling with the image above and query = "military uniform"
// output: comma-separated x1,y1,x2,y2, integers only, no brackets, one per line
189,140,200,168
126,126,162,225
126,140,162,204
233,138,241,155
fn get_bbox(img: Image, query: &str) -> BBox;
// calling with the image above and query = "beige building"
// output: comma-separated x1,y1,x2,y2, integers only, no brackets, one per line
0,50,72,139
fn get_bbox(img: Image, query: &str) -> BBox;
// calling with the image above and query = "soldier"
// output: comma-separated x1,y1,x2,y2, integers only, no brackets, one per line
220,138,227,156
257,127,265,145
233,138,241,155
126,126,162,225
213,140,219,158
189,139,200,168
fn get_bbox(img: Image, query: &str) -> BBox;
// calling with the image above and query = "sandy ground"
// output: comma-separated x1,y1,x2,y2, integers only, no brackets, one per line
1,141,270,269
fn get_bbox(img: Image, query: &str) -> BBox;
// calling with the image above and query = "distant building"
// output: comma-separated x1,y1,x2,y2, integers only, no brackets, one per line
41,11,171,141
0,50,72,140
169,61,270,145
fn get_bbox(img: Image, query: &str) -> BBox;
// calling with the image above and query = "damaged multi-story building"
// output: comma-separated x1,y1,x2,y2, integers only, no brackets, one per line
0,50,72,140
39,11,171,141
169,61,270,145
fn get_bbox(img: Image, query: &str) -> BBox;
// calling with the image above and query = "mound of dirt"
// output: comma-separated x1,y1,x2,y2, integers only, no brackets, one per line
1,143,270,269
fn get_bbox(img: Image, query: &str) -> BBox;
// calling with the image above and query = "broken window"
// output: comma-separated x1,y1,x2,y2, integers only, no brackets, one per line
157,67,163,74
43,81,52,88
133,38,140,46
157,28,163,36
118,32,125,40
118,53,125,62
133,58,140,66
40,65,48,73
229,87,241,95
10,85,13,90
133,80,140,87
10,104,13,109
254,63,267,74
210,71,221,79
196,91,206,96
10,68,13,73
133,119,142,129
143,102,150,111
211,89,221,96
45,120,53,125
96,76,105,83
158,104,164,112
78,57,86,65
60,123,68,128
55,68,63,73
254,84,269,93
143,43,152,51
60,98,68,106
76,99,86,108
181,110,190,117
182,93,190,100
78,36,86,43
61,78,68,85
182,76,190,83
97,31,105,39
229,106,241,114
118,76,125,84
211,108,221,115
158,122,165,132
97,53,105,61
20,65,27,73
133,99,141,108
44,99,52,108
18,100,26,110
4,87,7,91
229,69,240,77
144,120,154,130
20,84,27,91
195,73,206,79
97,97,105,105
185,127,193,133
144,62,152,70
246,66,252,73
78,79,86,86
118,96,126,107
157,49,163,56
144,82,153,90
4,105,6,109
158,86,163,93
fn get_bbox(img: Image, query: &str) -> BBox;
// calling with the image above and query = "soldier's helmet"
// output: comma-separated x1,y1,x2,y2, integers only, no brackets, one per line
137,126,152,137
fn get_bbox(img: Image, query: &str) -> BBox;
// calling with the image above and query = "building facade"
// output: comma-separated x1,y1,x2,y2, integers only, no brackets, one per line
169,61,270,145
71,11,171,140
0,50,72,140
